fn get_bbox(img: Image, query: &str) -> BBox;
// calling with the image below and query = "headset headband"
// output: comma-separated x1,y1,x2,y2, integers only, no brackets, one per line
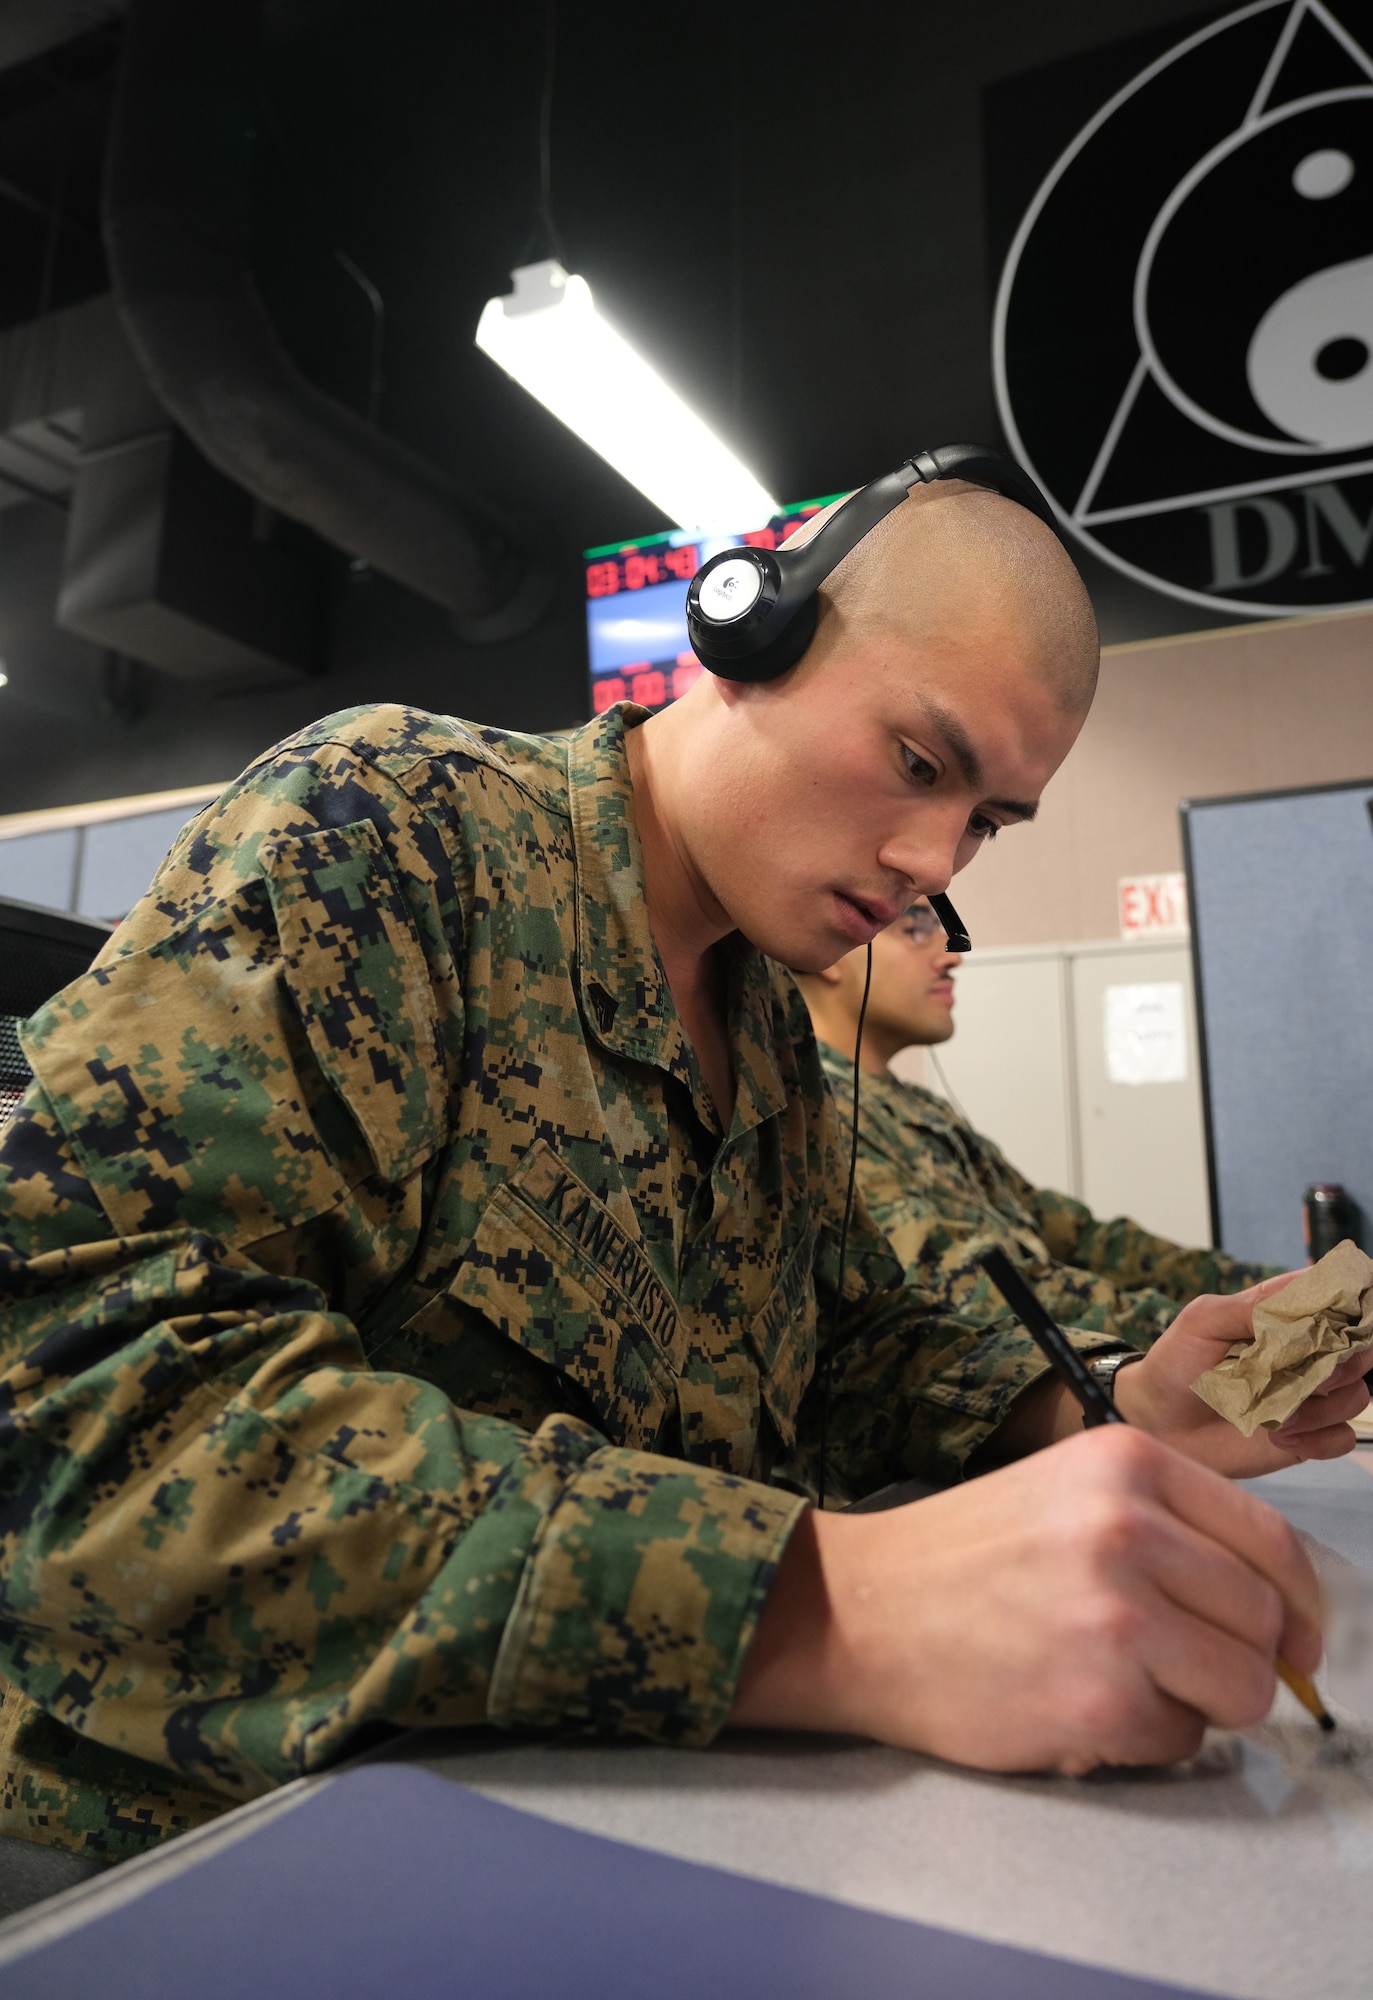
685,443,1059,684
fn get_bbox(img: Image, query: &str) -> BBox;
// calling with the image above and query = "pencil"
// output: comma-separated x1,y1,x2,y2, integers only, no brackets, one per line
1275,1656,1336,1731
979,1247,1336,1736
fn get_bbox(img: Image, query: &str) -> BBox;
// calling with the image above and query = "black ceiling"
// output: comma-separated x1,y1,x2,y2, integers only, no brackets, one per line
0,0,1224,815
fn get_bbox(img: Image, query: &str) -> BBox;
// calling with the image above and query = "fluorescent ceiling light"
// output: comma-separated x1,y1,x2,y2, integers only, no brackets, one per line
476,260,778,532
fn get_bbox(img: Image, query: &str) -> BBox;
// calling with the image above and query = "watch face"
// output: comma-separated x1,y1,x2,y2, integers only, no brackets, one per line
696,558,763,623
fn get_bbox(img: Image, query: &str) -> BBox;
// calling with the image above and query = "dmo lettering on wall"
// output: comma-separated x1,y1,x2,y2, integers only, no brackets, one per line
991,0,1373,621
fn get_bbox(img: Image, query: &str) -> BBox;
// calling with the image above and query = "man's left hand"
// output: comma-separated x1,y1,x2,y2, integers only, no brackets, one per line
1114,1273,1373,1477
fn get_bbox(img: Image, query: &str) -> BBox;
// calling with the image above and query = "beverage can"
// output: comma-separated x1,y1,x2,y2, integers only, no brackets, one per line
1303,1183,1354,1265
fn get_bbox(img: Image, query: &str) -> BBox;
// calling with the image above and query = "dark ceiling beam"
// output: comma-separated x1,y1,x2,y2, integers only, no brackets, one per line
102,0,549,636
0,170,97,239
0,1,123,76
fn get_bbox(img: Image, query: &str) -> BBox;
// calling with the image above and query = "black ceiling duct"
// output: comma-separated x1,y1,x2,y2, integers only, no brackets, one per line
103,0,547,638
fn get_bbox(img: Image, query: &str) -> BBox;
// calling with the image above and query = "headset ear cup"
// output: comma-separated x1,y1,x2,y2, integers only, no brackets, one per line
681,444,1057,688
696,595,819,683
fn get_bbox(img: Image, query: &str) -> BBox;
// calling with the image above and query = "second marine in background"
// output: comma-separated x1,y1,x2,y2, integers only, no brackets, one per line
794,901,1279,1358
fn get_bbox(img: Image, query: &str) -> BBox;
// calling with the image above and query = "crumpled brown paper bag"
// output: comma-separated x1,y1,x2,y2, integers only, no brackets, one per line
1191,1239,1373,1437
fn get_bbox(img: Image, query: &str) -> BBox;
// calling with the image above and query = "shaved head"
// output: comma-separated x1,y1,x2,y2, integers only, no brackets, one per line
627,471,1095,982
796,479,1099,713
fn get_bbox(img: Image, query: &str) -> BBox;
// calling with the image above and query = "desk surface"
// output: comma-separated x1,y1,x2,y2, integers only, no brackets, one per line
6,1453,1373,2000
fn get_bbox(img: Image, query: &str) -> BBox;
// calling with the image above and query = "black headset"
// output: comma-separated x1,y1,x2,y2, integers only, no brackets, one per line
685,443,1054,957
685,443,1057,685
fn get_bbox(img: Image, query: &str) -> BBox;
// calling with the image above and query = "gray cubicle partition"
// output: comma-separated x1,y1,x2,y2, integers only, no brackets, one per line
0,801,209,922
1181,777,1373,1270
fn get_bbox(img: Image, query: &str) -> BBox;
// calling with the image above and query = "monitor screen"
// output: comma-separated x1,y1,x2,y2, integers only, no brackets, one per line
584,495,843,717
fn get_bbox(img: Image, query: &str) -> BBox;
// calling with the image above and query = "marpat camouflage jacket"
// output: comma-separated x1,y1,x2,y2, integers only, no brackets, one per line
0,703,1124,1862
819,1050,1278,1348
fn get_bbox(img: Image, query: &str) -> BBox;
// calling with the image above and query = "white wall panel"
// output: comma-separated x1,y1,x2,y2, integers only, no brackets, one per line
1071,945,1211,1248
892,938,1213,1248
893,949,1075,1197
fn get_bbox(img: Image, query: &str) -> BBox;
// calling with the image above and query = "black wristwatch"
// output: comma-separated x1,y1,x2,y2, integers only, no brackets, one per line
1087,1351,1146,1405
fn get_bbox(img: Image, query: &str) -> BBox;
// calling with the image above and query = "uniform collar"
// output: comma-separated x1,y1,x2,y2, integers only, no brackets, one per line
567,703,667,1068
566,704,788,1134
820,1044,958,1130
727,945,791,1135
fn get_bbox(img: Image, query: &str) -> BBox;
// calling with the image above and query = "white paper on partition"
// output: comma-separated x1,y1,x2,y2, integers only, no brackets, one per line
1103,982,1188,1086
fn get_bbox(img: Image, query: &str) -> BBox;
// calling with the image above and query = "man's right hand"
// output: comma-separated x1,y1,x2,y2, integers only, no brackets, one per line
729,1426,1321,1774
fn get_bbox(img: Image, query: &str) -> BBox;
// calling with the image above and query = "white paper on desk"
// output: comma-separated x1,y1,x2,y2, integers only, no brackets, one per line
1103,983,1188,1086
1298,1530,1373,1723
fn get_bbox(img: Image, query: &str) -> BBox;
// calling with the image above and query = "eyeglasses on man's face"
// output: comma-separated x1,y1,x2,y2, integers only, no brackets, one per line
895,903,945,944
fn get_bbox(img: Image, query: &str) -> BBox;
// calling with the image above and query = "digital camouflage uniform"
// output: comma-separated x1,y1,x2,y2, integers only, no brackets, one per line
819,1049,1278,1351
0,702,1126,1865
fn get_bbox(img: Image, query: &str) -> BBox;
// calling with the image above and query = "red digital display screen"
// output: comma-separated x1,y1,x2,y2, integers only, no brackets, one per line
583,496,841,718
586,544,700,597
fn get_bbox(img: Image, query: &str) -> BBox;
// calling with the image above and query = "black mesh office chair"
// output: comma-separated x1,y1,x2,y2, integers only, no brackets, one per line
0,897,113,1135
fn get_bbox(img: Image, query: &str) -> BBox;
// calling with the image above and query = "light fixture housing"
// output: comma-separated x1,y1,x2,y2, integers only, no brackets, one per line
476,260,778,533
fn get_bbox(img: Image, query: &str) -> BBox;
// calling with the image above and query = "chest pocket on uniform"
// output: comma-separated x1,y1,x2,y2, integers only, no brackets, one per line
746,1218,818,1453
261,817,446,1185
442,1138,680,1452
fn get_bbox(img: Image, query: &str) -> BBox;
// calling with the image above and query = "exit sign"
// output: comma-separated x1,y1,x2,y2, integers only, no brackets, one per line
1118,872,1189,940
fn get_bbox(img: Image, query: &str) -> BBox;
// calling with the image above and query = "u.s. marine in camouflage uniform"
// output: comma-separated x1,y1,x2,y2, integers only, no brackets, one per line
798,902,1278,1352
0,701,1132,1861
0,480,1349,1867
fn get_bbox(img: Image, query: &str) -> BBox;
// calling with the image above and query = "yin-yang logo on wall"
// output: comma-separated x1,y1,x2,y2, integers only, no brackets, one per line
993,0,1373,619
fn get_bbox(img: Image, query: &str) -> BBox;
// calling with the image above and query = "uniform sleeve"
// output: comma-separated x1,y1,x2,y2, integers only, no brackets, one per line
0,733,800,1819
1026,1185,1281,1300
805,1192,1137,1497
794,1072,1132,1500
855,1138,1183,1327
875,1102,1273,1308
